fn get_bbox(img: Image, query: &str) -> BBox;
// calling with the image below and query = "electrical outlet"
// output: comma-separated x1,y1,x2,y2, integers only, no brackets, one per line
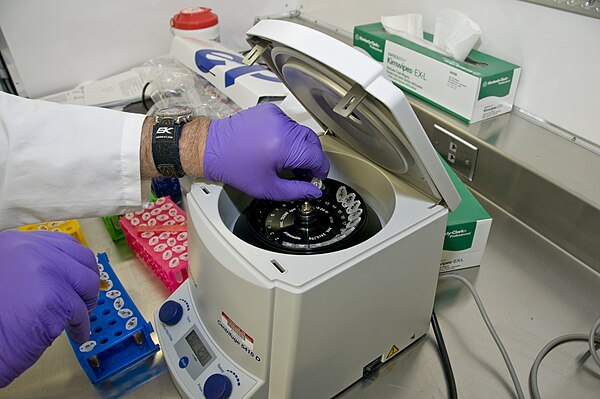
430,124,478,181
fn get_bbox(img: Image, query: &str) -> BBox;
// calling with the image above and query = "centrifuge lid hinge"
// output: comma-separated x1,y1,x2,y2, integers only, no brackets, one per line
333,83,367,118
243,39,271,66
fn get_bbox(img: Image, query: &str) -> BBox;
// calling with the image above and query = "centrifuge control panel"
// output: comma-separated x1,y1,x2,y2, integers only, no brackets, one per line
156,286,259,399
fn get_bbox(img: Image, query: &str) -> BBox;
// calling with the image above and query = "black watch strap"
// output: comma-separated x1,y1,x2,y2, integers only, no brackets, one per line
152,122,186,178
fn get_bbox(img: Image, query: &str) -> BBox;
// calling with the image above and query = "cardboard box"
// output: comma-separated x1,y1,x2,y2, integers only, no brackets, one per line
440,161,492,272
354,23,521,123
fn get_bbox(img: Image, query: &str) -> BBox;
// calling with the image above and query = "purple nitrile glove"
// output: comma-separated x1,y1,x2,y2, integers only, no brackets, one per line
204,103,330,201
0,231,99,388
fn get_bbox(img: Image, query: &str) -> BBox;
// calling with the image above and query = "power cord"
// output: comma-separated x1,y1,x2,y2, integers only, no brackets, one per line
438,273,525,399
431,309,458,399
529,317,600,399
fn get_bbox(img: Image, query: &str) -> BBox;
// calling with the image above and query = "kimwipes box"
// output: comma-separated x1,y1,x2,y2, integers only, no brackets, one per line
440,161,492,272
353,23,521,123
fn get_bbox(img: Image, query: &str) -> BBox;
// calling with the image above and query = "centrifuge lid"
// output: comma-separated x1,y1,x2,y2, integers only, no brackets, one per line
245,20,460,211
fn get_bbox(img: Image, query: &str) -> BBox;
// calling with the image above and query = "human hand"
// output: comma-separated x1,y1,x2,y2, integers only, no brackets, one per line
0,231,99,387
204,103,330,201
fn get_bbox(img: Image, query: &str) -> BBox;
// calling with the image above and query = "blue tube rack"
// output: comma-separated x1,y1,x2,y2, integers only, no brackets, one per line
66,253,160,384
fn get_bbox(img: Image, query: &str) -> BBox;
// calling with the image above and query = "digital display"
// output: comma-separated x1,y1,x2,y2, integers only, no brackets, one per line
185,330,212,366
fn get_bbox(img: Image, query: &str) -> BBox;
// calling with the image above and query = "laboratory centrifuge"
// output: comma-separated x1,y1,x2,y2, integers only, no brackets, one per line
155,19,460,399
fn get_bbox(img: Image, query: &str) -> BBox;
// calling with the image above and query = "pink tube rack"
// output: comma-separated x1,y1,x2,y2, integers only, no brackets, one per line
119,197,189,292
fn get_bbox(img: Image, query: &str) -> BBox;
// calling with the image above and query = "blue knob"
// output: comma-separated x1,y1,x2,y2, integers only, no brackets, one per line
158,300,183,326
203,373,232,399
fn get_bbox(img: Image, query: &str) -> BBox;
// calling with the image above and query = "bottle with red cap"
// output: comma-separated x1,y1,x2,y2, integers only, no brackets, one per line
170,7,220,41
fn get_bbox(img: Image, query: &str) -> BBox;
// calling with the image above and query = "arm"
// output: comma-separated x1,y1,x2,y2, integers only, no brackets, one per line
0,91,211,228
1,92,328,229
0,91,145,229
0,97,329,387
139,115,211,179
141,102,329,201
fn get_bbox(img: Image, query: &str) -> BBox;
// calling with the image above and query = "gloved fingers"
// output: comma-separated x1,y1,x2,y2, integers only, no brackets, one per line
265,179,324,202
53,255,100,313
0,231,97,387
29,231,99,276
255,102,283,118
26,230,79,244
282,128,330,179
62,289,92,344
56,240,99,277
28,231,100,312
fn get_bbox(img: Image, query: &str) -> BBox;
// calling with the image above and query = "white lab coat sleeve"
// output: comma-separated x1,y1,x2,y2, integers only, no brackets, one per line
0,91,147,229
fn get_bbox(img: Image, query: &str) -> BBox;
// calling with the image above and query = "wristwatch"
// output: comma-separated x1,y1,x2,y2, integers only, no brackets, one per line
152,105,193,178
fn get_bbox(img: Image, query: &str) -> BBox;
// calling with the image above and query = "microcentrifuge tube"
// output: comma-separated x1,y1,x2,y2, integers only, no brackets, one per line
99,280,110,291
89,355,100,368
133,331,145,345
311,177,325,190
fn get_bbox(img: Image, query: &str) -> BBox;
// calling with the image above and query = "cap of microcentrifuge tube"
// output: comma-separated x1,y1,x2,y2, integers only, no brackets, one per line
170,7,220,41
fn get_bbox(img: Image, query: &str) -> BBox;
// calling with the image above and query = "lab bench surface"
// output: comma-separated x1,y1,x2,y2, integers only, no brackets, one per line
1,193,599,399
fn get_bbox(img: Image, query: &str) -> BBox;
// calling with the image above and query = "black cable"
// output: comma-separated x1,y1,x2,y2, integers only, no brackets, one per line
0,52,18,95
431,309,458,399
141,81,151,111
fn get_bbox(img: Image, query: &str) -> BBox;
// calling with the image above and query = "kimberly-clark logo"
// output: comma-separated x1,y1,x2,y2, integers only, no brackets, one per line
355,34,382,53
482,76,511,88
445,229,472,238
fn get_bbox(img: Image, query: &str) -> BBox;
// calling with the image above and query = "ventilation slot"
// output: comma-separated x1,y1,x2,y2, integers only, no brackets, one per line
270,259,286,274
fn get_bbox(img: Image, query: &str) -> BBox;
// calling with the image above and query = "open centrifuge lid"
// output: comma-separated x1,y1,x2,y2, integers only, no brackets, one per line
245,20,460,211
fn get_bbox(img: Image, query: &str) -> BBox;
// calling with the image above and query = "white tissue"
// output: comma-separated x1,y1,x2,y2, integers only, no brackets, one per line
433,9,481,62
381,14,423,41
381,14,451,57
381,9,481,62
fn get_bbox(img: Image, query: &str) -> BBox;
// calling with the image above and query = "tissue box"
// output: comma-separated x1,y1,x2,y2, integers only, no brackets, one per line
354,22,521,123
440,160,492,272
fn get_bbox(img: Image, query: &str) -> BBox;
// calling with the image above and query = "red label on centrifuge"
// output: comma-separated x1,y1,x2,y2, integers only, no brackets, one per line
221,311,254,349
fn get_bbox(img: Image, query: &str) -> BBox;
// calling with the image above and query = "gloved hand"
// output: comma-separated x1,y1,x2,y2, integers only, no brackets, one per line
204,103,330,201
0,231,99,387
